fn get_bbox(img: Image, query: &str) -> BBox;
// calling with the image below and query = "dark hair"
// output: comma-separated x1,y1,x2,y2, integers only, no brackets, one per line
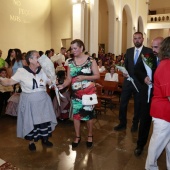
92,53,96,58
108,65,115,72
21,52,26,59
71,39,85,52
39,51,44,56
134,31,143,38
159,36,170,60
61,47,66,50
0,68,7,73
5,49,15,67
84,51,89,55
25,50,37,65
50,48,54,53
70,53,74,58
14,48,22,62
45,50,51,56
57,70,66,85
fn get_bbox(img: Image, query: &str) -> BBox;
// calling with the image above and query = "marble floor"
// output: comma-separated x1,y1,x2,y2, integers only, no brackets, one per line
0,100,167,170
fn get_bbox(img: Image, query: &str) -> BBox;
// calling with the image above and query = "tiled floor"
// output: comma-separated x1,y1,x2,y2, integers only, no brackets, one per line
0,100,166,170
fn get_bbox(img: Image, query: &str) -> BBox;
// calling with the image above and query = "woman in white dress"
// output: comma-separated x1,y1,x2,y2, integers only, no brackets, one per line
98,60,106,73
104,66,118,82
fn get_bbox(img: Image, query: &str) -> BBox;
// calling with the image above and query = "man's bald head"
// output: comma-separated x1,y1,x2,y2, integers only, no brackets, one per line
151,37,164,56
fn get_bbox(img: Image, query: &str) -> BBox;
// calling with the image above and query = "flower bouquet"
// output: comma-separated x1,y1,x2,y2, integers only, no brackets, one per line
38,54,64,106
141,53,154,103
115,65,139,92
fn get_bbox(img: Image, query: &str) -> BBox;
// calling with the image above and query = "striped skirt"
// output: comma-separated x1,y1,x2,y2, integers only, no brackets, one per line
25,122,52,142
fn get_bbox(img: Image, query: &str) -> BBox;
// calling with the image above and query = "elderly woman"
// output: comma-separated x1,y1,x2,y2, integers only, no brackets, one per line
104,66,118,82
0,50,57,151
58,39,100,148
145,36,170,170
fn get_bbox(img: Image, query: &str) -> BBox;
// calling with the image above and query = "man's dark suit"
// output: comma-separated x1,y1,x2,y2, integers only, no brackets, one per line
118,46,153,127
134,53,157,153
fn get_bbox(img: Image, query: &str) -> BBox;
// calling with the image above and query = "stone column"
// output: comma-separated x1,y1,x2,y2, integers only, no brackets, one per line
89,0,99,56
72,2,85,41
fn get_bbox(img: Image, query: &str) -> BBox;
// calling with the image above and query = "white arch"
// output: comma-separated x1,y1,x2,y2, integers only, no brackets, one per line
122,4,133,49
106,0,116,53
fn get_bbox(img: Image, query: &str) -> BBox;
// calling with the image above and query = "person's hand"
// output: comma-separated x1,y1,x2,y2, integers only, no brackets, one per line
123,73,128,77
76,75,85,82
55,79,59,85
144,76,152,85
57,84,65,90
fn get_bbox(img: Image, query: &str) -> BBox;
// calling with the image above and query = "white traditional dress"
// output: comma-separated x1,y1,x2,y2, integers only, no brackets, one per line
11,66,57,141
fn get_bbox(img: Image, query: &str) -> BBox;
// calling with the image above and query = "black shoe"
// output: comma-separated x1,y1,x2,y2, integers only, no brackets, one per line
114,124,126,131
131,125,138,132
86,136,93,148
42,140,53,147
134,146,143,156
72,137,81,148
29,143,36,151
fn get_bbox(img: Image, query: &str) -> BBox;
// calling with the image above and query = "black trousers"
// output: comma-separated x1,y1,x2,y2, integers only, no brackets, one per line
137,106,152,147
0,92,11,115
118,80,141,126
137,87,152,148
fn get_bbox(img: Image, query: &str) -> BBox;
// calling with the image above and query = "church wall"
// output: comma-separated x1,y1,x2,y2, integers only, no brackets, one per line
0,0,52,58
150,0,170,12
51,0,72,53
98,0,108,53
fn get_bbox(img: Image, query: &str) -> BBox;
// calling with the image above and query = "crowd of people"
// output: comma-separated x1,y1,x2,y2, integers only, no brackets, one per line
0,33,170,169
0,45,124,118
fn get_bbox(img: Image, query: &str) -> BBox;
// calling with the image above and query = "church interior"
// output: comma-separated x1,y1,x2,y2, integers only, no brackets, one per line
0,0,170,169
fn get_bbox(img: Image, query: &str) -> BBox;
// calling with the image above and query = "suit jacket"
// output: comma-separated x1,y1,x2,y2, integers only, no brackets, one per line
134,51,157,103
123,46,153,89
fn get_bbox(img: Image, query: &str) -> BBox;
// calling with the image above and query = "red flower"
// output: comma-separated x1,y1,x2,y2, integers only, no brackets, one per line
141,53,154,69
144,53,150,58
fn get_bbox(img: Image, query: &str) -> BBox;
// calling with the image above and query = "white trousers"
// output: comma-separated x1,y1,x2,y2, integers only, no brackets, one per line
145,118,170,170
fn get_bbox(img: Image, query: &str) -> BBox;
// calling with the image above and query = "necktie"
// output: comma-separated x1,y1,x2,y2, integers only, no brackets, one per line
134,49,139,65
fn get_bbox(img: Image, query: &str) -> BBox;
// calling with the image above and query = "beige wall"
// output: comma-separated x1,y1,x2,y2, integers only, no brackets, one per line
0,0,51,59
148,0,170,45
99,0,108,53
149,29,170,46
150,0,170,12
51,0,72,53
0,0,168,59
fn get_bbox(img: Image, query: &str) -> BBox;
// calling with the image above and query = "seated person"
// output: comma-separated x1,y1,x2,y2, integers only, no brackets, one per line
98,60,106,73
53,66,70,120
0,49,6,68
104,66,118,82
0,68,13,116
5,84,21,117
115,55,124,66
